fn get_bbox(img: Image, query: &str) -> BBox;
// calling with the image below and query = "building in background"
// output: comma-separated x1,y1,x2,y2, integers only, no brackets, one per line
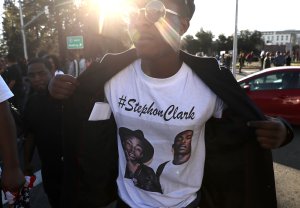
261,30,300,52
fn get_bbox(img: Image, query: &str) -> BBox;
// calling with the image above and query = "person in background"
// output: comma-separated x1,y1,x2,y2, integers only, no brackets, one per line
273,51,285,67
79,55,87,74
23,58,63,208
67,52,81,78
0,75,25,208
263,52,272,69
238,51,245,73
44,54,65,76
285,51,292,66
245,51,253,65
2,53,25,112
260,50,265,70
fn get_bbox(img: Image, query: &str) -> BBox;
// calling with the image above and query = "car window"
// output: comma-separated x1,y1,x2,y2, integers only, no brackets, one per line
248,71,300,91
281,72,300,89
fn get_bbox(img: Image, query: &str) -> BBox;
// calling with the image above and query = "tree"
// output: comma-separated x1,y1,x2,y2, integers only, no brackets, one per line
238,30,264,54
214,34,233,52
1,0,23,57
182,35,200,55
195,28,214,55
1,0,130,62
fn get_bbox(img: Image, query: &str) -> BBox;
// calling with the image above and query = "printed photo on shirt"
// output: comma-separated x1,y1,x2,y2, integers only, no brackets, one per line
119,127,162,193
157,130,194,194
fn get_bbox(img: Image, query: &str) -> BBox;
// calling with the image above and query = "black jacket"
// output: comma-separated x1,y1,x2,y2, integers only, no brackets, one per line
61,49,292,208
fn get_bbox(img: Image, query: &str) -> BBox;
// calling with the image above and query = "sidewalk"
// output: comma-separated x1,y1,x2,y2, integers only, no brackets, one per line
275,163,300,208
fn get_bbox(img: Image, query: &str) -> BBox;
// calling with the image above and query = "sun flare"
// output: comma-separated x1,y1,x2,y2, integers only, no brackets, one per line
92,0,129,16
91,0,131,34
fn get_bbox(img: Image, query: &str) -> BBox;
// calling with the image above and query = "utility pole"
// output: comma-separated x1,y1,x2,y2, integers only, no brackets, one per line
232,0,239,78
19,0,28,60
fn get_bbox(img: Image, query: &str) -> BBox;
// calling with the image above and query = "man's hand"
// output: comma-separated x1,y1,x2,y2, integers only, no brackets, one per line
48,74,79,99
247,117,287,149
1,167,25,192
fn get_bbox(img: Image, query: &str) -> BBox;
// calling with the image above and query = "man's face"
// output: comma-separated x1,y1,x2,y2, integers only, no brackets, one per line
27,63,52,92
128,0,187,59
173,130,193,156
124,136,144,162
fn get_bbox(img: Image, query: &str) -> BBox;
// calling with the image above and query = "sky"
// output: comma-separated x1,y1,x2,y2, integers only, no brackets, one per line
0,0,299,37
186,0,299,37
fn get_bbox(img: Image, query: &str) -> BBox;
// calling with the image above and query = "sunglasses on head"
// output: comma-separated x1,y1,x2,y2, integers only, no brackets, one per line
129,0,180,24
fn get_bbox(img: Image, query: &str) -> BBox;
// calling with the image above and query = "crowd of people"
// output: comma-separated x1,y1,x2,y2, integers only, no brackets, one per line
221,50,295,74
0,52,90,207
260,50,292,70
0,0,296,208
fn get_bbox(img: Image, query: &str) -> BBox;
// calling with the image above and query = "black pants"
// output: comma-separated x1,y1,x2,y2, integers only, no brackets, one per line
41,164,63,208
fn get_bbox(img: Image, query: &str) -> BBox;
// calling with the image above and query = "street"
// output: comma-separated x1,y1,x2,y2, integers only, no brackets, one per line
273,126,300,208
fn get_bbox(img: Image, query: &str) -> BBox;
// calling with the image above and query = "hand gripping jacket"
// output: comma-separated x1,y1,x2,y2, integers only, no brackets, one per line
61,49,293,208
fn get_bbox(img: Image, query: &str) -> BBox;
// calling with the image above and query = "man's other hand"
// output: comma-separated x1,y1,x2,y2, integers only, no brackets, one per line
48,74,79,99
248,117,287,149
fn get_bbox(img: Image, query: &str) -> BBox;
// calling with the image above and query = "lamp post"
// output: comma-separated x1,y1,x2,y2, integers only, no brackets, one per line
232,0,239,78
18,0,28,60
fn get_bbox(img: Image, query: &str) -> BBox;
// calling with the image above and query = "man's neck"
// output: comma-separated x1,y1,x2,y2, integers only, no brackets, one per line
141,51,182,79
172,154,190,165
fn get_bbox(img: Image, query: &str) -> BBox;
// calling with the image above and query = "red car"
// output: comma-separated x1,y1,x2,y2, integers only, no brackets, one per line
238,66,300,125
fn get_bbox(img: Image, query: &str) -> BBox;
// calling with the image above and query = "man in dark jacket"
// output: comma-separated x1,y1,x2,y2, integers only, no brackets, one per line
49,0,293,207
23,58,63,208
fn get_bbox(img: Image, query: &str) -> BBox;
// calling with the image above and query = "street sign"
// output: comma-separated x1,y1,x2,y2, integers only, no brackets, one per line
67,36,84,49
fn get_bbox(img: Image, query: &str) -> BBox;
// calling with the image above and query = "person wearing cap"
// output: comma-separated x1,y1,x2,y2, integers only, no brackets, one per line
49,0,293,207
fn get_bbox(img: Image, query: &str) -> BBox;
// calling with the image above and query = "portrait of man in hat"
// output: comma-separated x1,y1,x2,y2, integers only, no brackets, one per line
119,127,162,193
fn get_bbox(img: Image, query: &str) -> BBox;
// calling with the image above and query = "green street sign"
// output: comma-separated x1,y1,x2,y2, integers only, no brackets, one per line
67,36,84,49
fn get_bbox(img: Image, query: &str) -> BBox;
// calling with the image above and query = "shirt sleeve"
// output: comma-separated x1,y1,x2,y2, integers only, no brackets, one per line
213,96,225,118
0,75,13,103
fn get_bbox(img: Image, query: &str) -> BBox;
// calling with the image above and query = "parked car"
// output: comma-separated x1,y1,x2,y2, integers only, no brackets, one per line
238,66,300,125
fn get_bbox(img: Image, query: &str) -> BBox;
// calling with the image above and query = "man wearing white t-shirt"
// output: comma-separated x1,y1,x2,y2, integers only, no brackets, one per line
0,76,24,205
48,0,293,207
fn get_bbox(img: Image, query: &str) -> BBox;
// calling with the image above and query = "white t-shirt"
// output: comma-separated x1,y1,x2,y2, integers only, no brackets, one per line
158,161,195,195
0,75,13,103
104,59,223,208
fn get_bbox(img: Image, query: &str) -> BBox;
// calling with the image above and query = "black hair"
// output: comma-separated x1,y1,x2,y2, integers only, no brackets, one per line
173,130,193,143
173,0,195,20
27,57,52,71
44,54,61,69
